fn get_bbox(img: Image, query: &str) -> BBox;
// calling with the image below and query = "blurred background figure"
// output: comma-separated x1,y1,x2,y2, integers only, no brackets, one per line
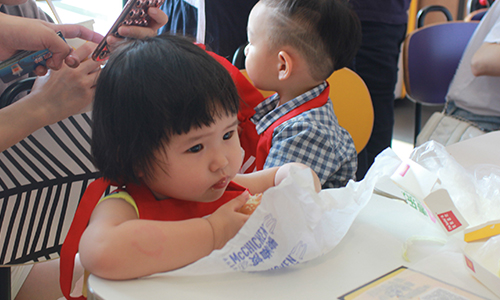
158,0,258,59
350,0,412,179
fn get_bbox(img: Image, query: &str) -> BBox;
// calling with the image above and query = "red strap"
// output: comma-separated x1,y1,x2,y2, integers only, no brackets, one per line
59,178,111,300
255,85,330,170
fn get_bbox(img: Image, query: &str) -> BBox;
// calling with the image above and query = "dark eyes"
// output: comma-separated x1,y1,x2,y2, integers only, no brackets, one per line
186,130,235,153
187,144,203,153
223,130,234,140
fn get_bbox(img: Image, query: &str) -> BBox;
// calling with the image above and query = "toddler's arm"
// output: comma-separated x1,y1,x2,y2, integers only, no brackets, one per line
234,162,321,194
79,192,249,280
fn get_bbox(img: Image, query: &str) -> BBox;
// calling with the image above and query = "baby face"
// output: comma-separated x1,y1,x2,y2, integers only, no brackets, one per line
245,1,279,92
141,114,243,203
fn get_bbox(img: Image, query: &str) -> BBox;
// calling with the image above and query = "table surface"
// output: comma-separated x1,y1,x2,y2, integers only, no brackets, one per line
88,133,500,300
88,193,499,300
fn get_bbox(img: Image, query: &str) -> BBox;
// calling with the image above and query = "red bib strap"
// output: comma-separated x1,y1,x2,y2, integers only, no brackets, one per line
59,178,111,300
59,179,246,299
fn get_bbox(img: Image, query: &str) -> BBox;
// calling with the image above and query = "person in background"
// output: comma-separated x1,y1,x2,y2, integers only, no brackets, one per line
244,0,361,188
59,35,320,299
158,0,258,59
0,1,168,152
442,0,500,135
350,0,412,179
0,2,167,299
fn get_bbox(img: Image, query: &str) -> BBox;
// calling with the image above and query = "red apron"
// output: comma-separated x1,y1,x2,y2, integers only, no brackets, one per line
59,178,246,300
254,85,330,170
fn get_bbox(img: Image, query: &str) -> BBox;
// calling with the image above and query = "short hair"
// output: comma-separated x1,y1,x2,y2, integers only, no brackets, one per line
91,34,240,185
260,0,361,81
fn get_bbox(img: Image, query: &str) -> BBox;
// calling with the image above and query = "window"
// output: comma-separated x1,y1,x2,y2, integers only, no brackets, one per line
37,0,123,35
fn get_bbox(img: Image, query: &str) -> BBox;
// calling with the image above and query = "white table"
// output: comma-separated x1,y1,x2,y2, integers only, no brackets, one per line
87,133,500,300
87,194,499,300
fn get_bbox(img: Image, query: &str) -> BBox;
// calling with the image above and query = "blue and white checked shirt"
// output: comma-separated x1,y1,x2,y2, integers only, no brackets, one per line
251,82,357,188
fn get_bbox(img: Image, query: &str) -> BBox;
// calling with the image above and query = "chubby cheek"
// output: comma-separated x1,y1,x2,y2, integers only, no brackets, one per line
245,51,257,76
229,138,244,173
245,57,268,90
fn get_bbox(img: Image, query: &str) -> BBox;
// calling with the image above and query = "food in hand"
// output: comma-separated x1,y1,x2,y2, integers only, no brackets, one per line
238,193,262,215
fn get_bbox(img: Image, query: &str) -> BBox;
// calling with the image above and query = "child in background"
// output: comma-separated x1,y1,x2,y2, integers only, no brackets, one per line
60,34,320,298
245,0,362,188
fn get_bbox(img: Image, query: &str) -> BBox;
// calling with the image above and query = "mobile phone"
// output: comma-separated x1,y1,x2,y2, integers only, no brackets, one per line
91,0,165,62
0,32,66,83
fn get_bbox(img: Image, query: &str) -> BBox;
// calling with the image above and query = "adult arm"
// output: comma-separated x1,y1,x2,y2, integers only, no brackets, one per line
0,8,167,71
470,42,500,76
0,13,102,71
0,42,101,152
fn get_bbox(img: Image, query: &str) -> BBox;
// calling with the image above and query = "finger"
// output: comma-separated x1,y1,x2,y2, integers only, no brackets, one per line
106,35,125,50
65,42,98,68
33,65,48,76
115,7,168,39
147,7,168,30
44,25,102,69
233,191,250,211
44,41,72,70
78,57,104,74
51,24,104,44
116,25,156,39
64,53,80,68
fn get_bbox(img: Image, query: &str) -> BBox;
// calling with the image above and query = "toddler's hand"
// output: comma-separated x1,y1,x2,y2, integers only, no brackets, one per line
206,191,250,250
275,163,322,192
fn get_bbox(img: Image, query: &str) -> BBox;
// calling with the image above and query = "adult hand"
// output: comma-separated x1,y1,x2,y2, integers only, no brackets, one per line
106,7,168,50
29,42,102,125
0,41,102,152
0,13,103,73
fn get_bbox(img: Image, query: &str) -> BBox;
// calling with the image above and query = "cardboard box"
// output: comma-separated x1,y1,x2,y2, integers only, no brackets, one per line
378,158,500,298
463,241,500,298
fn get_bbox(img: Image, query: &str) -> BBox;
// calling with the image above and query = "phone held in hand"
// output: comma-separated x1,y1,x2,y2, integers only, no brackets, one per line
0,32,66,84
91,0,165,62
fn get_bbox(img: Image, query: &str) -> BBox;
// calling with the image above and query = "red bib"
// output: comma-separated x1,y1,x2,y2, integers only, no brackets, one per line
254,86,330,170
59,179,246,300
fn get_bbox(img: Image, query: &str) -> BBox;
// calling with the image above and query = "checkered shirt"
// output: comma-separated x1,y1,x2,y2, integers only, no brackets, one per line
251,82,357,188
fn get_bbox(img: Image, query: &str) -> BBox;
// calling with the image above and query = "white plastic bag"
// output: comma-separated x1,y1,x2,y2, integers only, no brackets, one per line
161,151,402,276
410,141,500,227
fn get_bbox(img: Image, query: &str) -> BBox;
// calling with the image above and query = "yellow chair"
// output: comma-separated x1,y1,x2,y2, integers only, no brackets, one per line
240,68,373,153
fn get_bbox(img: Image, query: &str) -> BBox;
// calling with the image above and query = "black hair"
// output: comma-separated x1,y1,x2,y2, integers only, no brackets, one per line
261,0,361,80
91,34,240,185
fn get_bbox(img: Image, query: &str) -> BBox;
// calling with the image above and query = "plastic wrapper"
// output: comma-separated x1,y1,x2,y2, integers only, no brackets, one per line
160,150,402,276
410,141,500,227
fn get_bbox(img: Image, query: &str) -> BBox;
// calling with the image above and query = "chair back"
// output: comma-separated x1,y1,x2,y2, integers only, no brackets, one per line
0,77,35,108
416,5,453,28
0,79,101,298
403,21,479,106
232,43,247,70
464,8,488,21
328,68,373,153
240,68,373,153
